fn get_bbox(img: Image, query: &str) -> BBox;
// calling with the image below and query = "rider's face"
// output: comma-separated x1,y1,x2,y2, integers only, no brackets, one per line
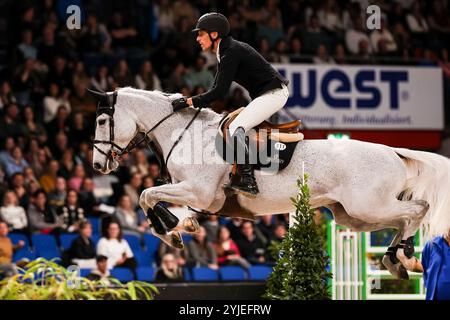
196,30,218,51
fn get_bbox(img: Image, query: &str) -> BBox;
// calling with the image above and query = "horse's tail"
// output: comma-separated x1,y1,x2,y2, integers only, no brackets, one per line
394,147,450,240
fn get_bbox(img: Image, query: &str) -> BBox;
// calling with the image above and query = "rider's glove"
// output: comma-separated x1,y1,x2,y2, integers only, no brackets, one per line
172,97,189,111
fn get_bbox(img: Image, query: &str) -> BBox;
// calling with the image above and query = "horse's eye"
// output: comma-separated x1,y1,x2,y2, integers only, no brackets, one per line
98,119,106,126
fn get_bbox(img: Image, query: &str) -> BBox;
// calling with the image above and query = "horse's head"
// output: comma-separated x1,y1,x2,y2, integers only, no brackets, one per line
89,88,137,174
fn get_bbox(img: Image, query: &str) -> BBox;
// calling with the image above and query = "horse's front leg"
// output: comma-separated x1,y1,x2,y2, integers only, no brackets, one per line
139,181,205,248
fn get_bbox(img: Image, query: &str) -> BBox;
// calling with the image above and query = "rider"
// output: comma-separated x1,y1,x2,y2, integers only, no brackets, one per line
172,12,289,197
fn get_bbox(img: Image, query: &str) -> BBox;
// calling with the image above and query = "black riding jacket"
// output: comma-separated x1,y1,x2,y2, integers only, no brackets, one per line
191,36,289,108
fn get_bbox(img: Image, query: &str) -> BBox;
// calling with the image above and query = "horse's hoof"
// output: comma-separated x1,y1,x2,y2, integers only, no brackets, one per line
382,255,409,280
183,217,200,234
169,231,184,249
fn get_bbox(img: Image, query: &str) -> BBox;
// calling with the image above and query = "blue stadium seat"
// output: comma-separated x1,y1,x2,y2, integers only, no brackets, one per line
134,250,153,267
191,267,219,282
136,267,154,282
143,234,160,260
8,233,30,249
219,266,246,281
182,234,193,243
111,267,134,283
60,234,78,251
13,248,35,263
31,234,59,254
248,266,273,281
80,269,91,278
124,234,141,252
183,267,191,281
88,217,100,235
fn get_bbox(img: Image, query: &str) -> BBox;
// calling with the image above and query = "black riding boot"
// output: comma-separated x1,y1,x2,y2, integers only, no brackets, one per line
223,127,259,196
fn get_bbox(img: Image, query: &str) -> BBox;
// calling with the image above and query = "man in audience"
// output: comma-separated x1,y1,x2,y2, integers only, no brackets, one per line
87,255,111,284
236,221,267,265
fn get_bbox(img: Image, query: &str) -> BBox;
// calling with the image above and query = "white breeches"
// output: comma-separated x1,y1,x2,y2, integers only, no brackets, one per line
228,83,289,136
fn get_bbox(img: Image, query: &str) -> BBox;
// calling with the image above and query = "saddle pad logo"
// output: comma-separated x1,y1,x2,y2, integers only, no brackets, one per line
274,142,286,151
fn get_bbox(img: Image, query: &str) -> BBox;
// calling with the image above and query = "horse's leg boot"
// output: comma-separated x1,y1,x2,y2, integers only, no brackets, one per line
154,202,180,230
146,208,167,235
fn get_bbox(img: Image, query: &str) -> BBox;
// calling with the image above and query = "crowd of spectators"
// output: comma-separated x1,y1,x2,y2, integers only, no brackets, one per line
0,0,450,280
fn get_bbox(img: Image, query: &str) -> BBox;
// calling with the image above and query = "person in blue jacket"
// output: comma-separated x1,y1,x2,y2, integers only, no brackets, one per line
421,232,450,300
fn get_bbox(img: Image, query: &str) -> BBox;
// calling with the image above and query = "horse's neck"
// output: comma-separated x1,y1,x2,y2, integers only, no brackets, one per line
125,91,222,162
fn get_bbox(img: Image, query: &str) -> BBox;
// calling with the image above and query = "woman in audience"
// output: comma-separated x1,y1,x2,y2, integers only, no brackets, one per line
96,221,136,274
0,191,28,234
155,253,184,283
186,226,218,269
215,226,251,270
67,221,96,269
57,189,85,233
114,194,148,237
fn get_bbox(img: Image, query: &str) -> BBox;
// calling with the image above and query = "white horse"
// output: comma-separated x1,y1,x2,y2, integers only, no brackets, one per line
90,87,450,279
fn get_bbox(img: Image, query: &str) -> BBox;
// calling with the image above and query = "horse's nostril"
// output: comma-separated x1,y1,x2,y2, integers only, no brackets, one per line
93,162,102,170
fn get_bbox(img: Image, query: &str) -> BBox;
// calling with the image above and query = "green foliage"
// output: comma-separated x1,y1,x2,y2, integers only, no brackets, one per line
264,174,331,300
0,258,158,300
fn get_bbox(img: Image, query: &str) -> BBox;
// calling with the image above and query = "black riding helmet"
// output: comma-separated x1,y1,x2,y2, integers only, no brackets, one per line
192,12,230,44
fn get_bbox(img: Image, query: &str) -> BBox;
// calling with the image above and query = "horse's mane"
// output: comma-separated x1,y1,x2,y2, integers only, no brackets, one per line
118,87,224,124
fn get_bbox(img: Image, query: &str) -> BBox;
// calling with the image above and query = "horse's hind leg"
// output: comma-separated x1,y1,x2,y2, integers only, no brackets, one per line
395,200,429,273
328,203,409,279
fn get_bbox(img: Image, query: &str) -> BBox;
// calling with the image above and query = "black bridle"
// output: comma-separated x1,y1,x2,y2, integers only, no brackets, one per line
91,89,201,178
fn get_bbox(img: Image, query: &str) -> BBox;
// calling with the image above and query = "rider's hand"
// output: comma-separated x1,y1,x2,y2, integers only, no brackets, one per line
172,97,189,111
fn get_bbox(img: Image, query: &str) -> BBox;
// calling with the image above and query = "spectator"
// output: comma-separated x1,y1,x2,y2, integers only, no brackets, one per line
20,106,47,139
317,0,344,34
202,215,220,244
39,159,60,194
0,222,25,277
43,83,71,123
130,150,150,176
123,173,142,209
257,15,285,48
47,176,67,210
0,82,17,111
157,240,187,267
66,221,96,269
272,223,286,243
236,221,267,265
421,229,450,300
271,39,290,63
69,83,97,120
91,65,114,92
345,16,372,55
16,29,37,61
0,191,28,234
186,226,218,269
370,17,398,54
78,177,99,216
27,189,63,235
0,137,15,167
80,14,111,53
3,146,29,178
407,1,429,34
184,56,214,91
97,221,136,273
69,112,92,148
256,215,275,244
172,0,198,27
57,189,85,233
68,164,86,192
114,195,148,237
313,43,336,64
113,59,134,87
0,104,24,142
215,226,250,269
10,172,29,209
86,255,111,283
155,253,184,282
135,60,162,91
108,12,137,50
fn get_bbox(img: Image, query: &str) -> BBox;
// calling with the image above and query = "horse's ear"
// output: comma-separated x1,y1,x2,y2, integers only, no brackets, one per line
86,88,108,104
